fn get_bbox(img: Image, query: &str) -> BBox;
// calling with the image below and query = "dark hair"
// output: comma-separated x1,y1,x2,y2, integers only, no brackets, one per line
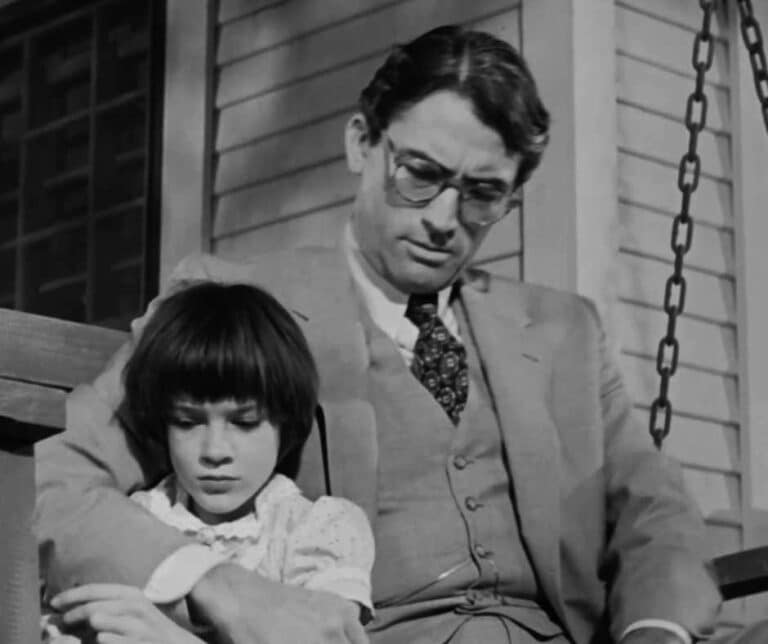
359,24,550,189
122,282,318,465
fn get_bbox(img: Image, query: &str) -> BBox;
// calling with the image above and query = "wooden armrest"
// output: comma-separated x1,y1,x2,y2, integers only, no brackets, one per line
713,546,768,600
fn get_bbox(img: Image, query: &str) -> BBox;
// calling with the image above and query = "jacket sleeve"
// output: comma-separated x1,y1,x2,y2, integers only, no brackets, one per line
586,300,721,641
34,254,221,592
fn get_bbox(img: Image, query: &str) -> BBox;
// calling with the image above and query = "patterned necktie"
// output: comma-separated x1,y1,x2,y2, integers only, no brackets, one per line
405,292,469,425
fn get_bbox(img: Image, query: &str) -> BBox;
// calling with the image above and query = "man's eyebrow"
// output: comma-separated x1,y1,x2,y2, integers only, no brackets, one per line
394,146,451,173
396,147,513,188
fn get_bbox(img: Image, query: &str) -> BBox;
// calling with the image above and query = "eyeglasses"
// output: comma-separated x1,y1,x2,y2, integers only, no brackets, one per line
383,135,520,227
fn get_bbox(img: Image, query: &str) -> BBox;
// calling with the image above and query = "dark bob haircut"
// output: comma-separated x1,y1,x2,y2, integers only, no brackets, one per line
122,281,318,464
359,24,550,189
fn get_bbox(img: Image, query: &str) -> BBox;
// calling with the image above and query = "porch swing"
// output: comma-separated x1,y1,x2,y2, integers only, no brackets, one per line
647,0,768,600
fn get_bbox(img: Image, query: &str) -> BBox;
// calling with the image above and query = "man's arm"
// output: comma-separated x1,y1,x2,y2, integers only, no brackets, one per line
35,253,368,644
584,300,721,642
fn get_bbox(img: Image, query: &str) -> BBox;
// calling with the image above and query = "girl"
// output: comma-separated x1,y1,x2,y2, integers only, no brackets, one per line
44,281,374,644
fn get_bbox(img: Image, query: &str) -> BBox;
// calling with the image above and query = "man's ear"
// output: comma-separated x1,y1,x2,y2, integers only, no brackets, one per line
345,113,371,174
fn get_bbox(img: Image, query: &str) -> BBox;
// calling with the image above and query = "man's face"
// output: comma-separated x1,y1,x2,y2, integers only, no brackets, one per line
346,90,520,294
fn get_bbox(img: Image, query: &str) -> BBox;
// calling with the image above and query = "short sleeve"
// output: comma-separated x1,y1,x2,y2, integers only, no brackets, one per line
282,496,375,611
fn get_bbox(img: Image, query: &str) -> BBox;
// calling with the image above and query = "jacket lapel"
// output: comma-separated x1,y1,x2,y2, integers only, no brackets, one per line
459,276,566,626
281,247,379,523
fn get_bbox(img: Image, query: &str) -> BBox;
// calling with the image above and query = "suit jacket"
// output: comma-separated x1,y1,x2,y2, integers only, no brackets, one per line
34,245,721,643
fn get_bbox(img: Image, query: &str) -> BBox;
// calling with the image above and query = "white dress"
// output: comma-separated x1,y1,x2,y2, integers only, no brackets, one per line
130,473,375,611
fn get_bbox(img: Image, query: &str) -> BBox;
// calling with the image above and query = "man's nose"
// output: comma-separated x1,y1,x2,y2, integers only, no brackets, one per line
200,423,233,465
421,187,460,238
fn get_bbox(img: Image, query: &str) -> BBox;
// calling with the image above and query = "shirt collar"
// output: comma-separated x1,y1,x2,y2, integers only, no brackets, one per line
343,222,453,340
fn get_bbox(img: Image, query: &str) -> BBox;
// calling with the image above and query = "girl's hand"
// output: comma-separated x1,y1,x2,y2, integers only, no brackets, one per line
51,584,205,644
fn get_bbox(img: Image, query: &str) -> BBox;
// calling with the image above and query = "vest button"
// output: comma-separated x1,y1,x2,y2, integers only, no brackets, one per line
464,496,480,511
474,544,491,558
453,455,469,470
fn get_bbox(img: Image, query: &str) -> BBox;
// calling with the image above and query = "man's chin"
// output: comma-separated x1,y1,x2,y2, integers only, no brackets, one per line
389,265,457,294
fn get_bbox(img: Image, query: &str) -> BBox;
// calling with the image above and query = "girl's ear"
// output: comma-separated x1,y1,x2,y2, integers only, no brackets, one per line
345,113,371,174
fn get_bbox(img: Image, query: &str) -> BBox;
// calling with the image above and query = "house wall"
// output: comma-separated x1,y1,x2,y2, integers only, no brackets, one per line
210,0,524,278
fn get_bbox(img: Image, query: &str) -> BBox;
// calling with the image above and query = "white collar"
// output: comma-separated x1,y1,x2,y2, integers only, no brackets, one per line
343,222,454,341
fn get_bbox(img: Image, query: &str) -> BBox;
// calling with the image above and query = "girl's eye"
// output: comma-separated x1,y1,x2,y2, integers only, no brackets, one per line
169,417,198,429
232,417,264,430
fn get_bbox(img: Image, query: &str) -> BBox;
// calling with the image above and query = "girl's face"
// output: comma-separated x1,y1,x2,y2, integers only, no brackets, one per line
167,397,279,525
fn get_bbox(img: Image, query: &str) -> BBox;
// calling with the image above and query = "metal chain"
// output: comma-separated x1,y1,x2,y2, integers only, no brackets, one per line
736,0,768,131
649,0,716,449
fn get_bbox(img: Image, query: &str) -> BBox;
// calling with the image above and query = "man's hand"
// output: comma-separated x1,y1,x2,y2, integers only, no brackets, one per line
52,583,204,644
188,563,369,644
620,627,687,644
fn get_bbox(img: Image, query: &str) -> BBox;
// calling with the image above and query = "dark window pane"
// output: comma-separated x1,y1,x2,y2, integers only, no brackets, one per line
93,262,141,328
94,97,146,211
97,0,150,102
0,246,14,302
94,205,143,264
29,17,92,127
0,0,161,327
0,193,17,243
25,117,90,232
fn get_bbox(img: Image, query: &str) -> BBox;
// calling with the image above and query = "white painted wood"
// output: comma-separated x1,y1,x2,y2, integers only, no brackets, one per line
217,56,378,150
219,0,281,24
617,54,730,132
522,0,619,354
215,114,348,194
618,153,732,227
729,0,768,548
620,354,739,425
618,104,732,181
663,416,739,473
217,0,403,65
618,301,737,375
217,0,518,106
618,253,736,325
618,202,734,275
215,159,356,238
159,0,213,286
616,4,730,87
214,202,352,259
616,0,727,38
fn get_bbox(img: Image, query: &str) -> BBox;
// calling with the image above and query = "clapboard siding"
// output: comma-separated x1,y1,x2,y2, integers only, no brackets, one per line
614,4,742,622
616,0,727,39
617,55,730,133
616,4,730,87
217,0,516,107
618,153,732,227
618,104,732,181
618,203,734,276
215,159,355,238
620,355,739,426
618,302,737,375
212,0,522,273
214,202,351,259
618,254,736,325
218,0,284,25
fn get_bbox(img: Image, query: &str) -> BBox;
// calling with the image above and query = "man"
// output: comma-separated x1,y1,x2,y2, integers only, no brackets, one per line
36,25,752,644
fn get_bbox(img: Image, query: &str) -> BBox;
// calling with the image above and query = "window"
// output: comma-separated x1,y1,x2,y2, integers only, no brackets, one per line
0,0,164,329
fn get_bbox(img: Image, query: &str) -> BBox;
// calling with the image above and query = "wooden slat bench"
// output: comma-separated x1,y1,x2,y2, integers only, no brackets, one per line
1,306,767,642
0,308,125,644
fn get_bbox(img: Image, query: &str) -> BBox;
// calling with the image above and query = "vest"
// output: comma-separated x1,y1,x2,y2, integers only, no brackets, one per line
362,300,567,643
